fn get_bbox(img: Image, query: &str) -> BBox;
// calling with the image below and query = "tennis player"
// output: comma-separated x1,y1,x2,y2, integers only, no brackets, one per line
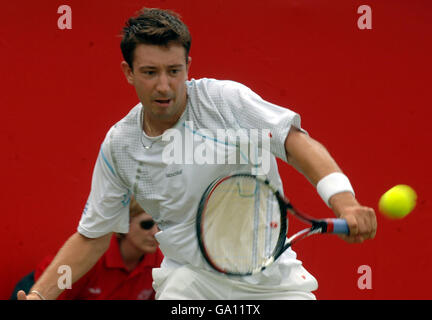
20,7,376,300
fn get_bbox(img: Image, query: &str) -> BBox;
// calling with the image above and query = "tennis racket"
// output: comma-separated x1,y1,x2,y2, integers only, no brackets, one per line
196,173,349,276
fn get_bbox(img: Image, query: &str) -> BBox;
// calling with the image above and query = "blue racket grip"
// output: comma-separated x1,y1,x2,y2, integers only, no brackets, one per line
329,219,350,235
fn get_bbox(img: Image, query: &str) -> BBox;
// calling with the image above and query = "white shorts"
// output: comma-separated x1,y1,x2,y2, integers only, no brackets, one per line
152,264,317,300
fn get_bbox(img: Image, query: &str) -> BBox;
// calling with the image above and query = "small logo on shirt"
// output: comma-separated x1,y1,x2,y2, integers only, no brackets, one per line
88,287,102,295
82,201,89,216
166,169,183,178
137,289,153,300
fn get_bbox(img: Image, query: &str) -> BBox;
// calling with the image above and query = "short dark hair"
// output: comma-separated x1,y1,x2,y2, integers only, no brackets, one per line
120,8,192,70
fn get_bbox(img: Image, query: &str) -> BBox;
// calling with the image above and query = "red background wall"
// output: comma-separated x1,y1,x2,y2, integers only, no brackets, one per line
1,0,431,299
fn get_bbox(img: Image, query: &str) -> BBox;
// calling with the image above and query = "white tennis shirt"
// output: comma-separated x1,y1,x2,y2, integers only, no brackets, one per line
78,78,316,287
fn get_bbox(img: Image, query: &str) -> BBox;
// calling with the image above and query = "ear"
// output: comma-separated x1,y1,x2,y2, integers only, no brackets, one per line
121,61,134,85
186,56,192,76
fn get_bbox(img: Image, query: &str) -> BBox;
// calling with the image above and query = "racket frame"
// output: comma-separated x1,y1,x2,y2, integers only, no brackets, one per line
196,173,348,276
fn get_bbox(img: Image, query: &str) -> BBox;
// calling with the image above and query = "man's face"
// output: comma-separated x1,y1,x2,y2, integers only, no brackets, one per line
122,43,191,122
126,212,159,254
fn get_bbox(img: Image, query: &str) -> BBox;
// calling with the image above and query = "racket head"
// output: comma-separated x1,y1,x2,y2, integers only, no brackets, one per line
196,173,287,276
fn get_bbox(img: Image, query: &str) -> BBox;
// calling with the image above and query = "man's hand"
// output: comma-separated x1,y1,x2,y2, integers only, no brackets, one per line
329,192,377,243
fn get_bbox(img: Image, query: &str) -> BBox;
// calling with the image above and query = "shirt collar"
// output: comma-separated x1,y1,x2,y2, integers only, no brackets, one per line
104,235,128,271
104,235,160,273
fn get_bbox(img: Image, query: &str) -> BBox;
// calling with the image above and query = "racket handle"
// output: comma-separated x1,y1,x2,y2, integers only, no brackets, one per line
327,219,350,235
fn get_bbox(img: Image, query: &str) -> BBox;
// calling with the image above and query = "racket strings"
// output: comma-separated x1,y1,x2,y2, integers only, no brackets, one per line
202,176,282,274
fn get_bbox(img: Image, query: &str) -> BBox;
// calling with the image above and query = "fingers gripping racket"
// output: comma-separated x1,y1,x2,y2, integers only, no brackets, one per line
196,173,349,276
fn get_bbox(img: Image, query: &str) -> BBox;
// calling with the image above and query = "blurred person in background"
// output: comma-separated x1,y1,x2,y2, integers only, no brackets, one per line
13,197,163,300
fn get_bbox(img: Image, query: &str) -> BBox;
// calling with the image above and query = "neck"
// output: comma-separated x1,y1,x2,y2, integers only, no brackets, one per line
142,96,187,137
119,238,144,272
143,114,176,137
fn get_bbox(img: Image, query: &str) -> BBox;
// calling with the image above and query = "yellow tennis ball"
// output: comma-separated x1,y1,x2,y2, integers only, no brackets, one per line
378,184,417,219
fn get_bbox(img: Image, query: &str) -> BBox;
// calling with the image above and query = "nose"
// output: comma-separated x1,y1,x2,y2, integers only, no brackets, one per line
149,224,159,236
155,72,170,95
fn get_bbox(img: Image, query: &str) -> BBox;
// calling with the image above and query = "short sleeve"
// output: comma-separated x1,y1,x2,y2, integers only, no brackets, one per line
77,128,131,238
219,81,304,162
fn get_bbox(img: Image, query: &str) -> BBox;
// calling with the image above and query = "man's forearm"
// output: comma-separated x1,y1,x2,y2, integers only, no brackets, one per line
284,128,377,243
285,128,343,186
30,232,111,300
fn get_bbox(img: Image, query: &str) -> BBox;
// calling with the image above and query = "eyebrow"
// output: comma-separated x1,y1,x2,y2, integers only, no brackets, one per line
138,64,184,70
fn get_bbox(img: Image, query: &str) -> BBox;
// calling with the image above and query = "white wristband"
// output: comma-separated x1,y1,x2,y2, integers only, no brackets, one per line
317,172,355,207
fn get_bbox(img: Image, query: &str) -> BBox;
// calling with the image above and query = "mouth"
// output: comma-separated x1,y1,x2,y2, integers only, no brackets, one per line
154,98,172,107
146,240,159,248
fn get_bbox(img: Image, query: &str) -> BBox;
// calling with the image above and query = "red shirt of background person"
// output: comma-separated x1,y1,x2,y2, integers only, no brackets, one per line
35,198,163,300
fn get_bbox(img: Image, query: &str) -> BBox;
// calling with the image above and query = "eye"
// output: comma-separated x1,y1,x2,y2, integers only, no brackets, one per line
170,69,180,75
143,71,155,76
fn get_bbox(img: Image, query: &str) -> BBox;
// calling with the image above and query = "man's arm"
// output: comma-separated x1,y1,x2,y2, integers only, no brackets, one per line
17,232,112,300
285,128,377,243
